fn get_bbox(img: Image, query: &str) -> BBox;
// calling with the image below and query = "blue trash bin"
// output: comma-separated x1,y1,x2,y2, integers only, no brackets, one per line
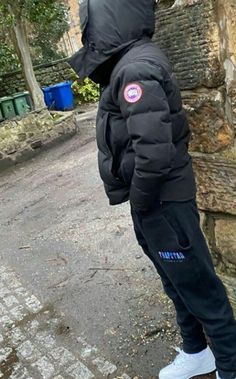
50,81,74,111
42,86,55,109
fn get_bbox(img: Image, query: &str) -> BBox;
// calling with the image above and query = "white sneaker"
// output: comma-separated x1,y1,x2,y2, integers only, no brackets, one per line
159,346,216,379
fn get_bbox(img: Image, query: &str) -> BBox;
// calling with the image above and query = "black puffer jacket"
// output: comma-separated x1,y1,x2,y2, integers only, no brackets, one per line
69,0,196,211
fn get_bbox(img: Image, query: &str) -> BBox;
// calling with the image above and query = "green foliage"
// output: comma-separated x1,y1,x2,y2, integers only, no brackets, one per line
0,0,69,73
0,43,19,76
0,4,17,74
1,0,66,21
30,8,69,63
0,4,13,26
72,73,100,105
26,0,69,64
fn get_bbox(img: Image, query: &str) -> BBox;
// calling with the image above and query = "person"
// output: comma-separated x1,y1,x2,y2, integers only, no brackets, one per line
69,1,236,378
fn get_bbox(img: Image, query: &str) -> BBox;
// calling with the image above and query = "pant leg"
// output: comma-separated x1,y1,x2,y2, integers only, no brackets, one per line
131,205,208,354
139,200,236,378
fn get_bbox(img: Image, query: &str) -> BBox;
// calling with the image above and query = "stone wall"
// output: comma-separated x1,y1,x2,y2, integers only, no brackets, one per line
0,59,74,98
0,109,78,171
155,0,236,310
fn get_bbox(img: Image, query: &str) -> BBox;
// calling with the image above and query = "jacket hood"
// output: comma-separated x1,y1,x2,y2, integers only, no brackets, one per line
68,0,156,80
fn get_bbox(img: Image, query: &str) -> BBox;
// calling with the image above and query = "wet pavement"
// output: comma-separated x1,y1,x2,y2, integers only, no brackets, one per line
0,106,216,379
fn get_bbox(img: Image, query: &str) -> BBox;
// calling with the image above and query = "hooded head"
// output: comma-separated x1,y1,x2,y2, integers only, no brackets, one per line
68,0,157,82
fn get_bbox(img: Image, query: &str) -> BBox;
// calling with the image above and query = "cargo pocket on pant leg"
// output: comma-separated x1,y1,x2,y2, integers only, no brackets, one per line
142,214,192,254
141,214,200,286
162,213,193,252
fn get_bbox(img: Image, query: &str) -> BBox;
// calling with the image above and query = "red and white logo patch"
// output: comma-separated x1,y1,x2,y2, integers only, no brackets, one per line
124,83,143,104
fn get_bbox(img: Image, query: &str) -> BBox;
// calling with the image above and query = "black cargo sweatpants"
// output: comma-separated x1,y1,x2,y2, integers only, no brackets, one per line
131,199,236,379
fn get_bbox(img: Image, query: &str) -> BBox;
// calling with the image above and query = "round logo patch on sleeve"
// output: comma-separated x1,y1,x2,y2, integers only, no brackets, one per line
124,83,143,104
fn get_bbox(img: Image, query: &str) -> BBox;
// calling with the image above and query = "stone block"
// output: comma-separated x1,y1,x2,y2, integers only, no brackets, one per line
154,0,224,90
31,140,43,149
0,347,12,364
228,85,236,130
17,133,27,142
219,274,236,314
193,154,236,215
218,0,236,67
182,89,234,153
215,218,236,274
217,0,236,131
199,212,220,266
32,356,55,378
67,362,94,379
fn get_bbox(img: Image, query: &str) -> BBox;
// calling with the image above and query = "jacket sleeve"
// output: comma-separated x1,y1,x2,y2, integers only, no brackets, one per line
112,63,176,211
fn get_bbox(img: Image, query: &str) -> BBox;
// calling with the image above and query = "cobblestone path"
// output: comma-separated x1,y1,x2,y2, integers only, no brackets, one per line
0,265,131,379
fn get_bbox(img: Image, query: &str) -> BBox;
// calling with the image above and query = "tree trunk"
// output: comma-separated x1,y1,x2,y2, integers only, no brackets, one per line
10,9,45,110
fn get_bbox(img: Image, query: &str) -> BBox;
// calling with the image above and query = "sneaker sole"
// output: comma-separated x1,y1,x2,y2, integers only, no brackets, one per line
191,371,216,378
159,367,216,379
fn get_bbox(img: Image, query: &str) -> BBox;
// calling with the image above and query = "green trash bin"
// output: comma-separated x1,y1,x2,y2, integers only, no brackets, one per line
0,96,16,119
13,92,30,116
23,91,33,111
